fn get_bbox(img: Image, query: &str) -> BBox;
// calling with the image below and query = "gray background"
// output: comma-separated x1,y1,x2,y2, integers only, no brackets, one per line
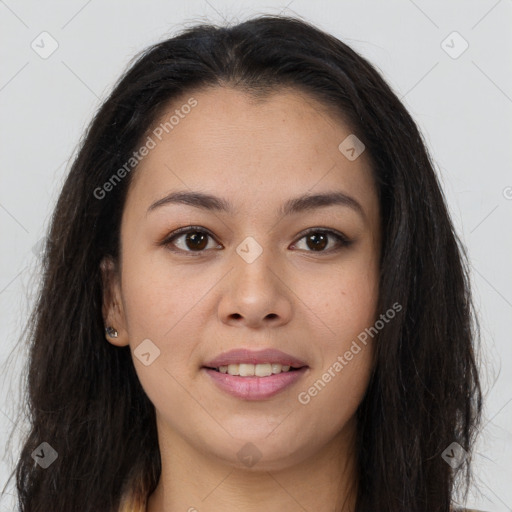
1,0,511,510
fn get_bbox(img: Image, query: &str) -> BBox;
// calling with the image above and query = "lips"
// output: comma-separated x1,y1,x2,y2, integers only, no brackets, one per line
203,348,308,369
203,367,308,400
202,348,309,400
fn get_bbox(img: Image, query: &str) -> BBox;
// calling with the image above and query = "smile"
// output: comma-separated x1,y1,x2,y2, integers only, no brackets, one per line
208,363,302,376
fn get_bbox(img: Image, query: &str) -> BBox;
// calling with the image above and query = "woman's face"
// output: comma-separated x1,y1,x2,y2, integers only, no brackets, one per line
103,86,380,470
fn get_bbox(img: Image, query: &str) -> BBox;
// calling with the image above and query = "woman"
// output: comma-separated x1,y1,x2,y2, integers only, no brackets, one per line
11,14,483,512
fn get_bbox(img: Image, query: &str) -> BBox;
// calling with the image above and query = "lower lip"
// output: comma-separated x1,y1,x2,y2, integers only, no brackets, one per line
202,367,308,400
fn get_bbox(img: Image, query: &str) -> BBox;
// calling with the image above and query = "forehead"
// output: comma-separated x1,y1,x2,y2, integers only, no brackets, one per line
145,86,354,157
126,86,376,219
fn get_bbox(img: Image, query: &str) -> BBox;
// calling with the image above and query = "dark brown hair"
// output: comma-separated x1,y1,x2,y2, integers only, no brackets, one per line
6,14,482,512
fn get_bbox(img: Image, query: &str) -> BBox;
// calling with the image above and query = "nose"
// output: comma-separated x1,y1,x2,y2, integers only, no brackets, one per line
217,241,293,329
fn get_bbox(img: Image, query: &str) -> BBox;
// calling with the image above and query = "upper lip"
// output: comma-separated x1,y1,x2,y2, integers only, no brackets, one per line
203,348,308,368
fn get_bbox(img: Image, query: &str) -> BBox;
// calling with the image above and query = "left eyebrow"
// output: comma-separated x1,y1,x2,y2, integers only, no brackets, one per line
147,190,366,220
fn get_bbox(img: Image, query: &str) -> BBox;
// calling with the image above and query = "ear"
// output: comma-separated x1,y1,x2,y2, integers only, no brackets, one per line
100,256,129,347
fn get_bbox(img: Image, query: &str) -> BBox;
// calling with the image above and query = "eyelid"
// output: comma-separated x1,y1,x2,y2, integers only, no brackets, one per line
294,226,351,246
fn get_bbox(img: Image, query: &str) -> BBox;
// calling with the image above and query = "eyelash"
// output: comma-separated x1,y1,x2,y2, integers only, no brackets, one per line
161,225,352,256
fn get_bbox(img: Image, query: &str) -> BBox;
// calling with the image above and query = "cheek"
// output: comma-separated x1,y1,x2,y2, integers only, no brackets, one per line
305,254,378,400
295,278,376,440
283,338,373,465
316,279,377,397
119,246,200,336
337,268,379,328
119,254,202,410
309,255,379,342
119,248,222,385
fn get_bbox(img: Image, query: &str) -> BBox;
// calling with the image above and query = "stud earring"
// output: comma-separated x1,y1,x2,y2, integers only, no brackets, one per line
105,326,118,338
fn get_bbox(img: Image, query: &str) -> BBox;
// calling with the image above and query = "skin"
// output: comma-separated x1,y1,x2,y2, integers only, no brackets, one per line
102,86,381,512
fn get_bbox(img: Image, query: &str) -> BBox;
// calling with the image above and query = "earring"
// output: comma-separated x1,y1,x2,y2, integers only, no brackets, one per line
105,326,118,338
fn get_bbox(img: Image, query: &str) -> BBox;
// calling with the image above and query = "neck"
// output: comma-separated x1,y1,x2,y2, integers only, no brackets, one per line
147,416,359,512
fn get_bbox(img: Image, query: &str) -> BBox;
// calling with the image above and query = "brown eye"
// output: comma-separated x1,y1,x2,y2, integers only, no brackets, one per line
305,232,328,251
163,227,220,254
183,231,209,251
292,229,351,253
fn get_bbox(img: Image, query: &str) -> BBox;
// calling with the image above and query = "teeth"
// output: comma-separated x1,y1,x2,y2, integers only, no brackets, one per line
255,363,272,377
239,363,254,377
272,363,290,374
216,363,294,376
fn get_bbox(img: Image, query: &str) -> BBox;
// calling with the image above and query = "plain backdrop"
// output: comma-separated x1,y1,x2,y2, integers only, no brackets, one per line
1,1,511,510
